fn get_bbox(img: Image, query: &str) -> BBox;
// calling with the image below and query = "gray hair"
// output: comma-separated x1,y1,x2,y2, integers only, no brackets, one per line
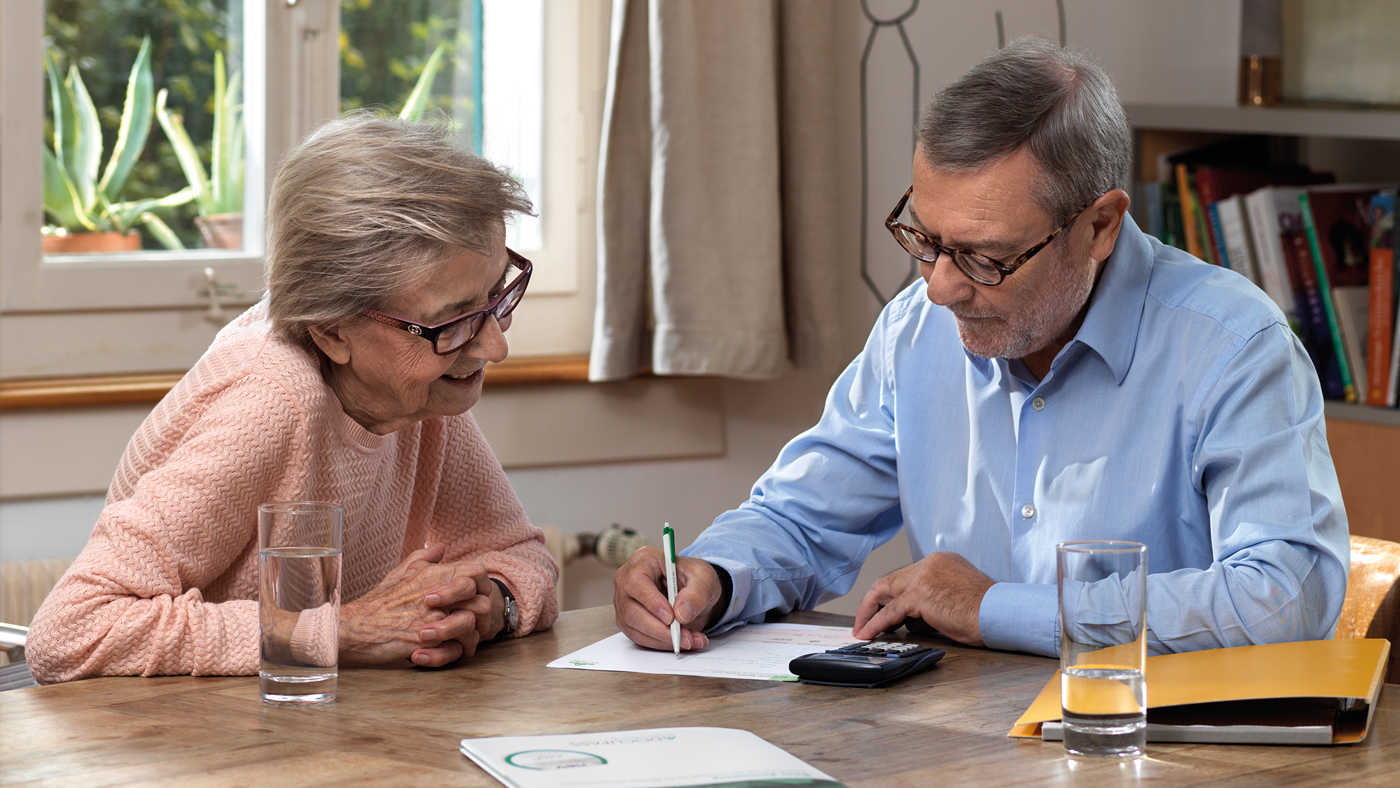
266,110,533,350
917,36,1130,226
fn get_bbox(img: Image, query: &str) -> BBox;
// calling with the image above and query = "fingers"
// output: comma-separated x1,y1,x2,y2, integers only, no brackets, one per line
424,560,489,608
672,557,722,628
852,571,899,637
612,548,719,652
417,607,479,646
613,548,674,649
853,601,907,641
380,543,448,587
851,554,995,646
410,639,465,668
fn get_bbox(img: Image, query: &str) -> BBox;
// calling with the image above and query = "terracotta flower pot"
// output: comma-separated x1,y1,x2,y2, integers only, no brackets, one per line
195,213,244,250
42,231,142,254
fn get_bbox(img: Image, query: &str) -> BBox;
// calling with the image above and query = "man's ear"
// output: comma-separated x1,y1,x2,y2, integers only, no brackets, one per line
308,321,352,365
1086,188,1131,263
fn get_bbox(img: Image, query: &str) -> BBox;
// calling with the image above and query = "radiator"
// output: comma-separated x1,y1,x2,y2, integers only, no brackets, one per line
540,524,568,611
0,559,73,629
0,558,73,666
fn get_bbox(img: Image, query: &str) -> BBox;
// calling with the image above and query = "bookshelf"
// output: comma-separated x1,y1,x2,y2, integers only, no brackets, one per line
1127,103,1400,543
1124,103,1400,143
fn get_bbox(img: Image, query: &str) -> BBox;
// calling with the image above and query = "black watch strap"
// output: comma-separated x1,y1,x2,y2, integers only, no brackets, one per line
490,578,518,638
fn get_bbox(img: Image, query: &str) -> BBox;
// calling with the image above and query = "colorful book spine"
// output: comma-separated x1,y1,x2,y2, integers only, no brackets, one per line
1299,191,1359,403
1283,213,1344,399
1215,195,1258,284
1175,163,1208,263
1244,186,1300,332
1366,192,1395,406
1207,202,1231,270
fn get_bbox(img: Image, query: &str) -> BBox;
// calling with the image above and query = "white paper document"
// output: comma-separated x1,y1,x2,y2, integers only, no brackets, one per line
459,726,849,788
547,623,864,681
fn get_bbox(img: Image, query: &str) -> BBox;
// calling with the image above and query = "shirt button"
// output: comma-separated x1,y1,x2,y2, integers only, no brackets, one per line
1032,397,1046,411
1022,503,1035,519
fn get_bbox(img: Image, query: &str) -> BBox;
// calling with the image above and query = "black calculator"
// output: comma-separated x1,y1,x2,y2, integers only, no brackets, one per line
788,641,945,688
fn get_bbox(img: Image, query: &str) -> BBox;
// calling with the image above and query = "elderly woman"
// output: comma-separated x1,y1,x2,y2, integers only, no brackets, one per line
27,113,558,683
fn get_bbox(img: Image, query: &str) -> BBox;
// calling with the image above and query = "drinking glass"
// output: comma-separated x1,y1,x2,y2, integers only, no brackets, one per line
1057,540,1148,757
258,501,343,705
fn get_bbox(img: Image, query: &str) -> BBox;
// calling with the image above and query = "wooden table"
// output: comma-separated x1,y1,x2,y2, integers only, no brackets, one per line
2,606,1396,787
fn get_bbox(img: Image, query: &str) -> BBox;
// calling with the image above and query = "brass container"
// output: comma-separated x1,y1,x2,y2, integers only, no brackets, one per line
1239,55,1282,107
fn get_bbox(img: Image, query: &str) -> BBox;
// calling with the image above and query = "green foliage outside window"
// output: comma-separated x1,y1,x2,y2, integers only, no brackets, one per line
43,0,481,251
339,0,482,151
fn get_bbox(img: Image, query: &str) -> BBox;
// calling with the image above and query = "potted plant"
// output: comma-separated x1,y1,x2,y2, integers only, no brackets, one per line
155,50,244,250
42,37,191,253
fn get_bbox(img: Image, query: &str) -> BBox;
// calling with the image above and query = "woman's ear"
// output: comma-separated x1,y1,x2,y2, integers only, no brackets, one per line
308,322,353,365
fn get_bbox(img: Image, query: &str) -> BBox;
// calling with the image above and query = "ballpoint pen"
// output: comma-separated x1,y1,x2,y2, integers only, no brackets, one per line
663,523,680,656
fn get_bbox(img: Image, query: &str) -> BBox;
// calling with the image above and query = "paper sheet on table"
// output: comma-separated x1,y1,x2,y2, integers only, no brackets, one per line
460,726,849,788
547,623,865,681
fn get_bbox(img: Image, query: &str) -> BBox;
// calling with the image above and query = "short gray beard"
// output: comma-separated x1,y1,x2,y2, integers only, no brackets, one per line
953,249,1099,361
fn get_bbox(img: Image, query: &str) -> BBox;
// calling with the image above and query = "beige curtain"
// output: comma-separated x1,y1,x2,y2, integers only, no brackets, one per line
589,0,848,381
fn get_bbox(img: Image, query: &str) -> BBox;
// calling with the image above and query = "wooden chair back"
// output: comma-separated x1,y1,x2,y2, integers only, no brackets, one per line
1336,535,1400,684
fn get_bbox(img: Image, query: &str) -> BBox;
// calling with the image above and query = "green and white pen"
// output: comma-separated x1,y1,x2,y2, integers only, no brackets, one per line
663,523,680,655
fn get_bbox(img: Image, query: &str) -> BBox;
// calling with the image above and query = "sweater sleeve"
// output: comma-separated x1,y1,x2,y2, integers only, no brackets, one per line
27,374,307,683
429,414,559,637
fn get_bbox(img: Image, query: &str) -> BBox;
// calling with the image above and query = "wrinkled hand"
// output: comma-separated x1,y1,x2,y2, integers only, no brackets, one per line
613,546,721,652
339,544,497,667
852,552,995,646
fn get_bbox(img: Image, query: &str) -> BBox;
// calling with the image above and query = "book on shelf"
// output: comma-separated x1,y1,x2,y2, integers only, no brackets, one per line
1245,184,1344,398
1207,201,1232,270
1367,190,1397,407
1390,302,1400,408
1300,183,1394,404
1158,179,1184,251
1159,135,1326,266
1214,195,1258,284
1175,163,1214,264
1332,286,1369,398
1284,206,1347,399
1193,165,1292,272
1245,185,1306,333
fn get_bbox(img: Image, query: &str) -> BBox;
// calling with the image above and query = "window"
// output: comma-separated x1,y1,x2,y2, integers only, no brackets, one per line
1,0,603,380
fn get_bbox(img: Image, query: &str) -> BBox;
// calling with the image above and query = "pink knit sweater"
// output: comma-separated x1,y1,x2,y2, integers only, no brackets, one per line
27,302,559,683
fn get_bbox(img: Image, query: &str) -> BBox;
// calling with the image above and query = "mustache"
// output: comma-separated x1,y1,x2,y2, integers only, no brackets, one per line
948,305,1002,321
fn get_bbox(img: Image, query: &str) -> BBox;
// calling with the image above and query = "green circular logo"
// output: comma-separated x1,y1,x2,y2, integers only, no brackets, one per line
504,749,608,770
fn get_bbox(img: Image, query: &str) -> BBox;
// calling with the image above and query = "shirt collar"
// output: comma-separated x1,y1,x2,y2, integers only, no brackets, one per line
1056,214,1152,385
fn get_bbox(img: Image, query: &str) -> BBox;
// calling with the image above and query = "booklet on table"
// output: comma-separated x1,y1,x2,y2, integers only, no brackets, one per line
459,726,849,788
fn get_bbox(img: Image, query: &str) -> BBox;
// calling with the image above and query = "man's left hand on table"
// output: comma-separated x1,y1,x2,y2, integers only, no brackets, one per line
852,552,996,646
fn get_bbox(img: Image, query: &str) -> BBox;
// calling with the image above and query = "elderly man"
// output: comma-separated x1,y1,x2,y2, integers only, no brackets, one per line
613,37,1349,658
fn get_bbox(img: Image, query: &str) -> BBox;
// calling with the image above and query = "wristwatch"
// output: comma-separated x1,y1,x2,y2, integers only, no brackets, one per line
490,578,518,639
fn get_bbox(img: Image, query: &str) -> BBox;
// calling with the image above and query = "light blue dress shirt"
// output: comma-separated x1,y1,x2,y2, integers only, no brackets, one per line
685,216,1349,657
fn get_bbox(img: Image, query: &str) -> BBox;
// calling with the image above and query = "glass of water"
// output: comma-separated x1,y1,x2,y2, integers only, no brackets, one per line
258,501,343,705
1057,541,1147,757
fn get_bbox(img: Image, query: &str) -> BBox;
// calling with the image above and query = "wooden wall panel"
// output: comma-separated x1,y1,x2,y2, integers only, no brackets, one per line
1327,417,1400,544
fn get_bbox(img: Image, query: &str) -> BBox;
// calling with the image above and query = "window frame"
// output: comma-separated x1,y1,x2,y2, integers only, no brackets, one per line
0,1,293,315
0,0,600,382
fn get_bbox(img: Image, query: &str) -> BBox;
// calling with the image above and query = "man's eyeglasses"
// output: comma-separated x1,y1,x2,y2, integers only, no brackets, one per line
885,186,1094,286
363,248,532,355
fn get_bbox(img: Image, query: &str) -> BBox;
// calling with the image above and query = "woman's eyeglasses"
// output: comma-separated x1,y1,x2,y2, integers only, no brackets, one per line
363,248,533,355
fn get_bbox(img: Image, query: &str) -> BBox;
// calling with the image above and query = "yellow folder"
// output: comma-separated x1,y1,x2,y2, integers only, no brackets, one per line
1009,638,1391,745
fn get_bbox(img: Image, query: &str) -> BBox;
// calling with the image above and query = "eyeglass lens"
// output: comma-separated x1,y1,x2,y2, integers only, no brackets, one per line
892,227,1002,285
432,257,530,354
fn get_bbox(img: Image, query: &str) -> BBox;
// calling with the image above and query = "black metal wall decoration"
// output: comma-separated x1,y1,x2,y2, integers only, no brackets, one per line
858,0,1069,307
859,0,921,306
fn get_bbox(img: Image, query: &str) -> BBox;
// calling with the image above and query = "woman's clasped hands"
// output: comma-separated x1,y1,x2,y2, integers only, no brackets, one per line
338,544,503,667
